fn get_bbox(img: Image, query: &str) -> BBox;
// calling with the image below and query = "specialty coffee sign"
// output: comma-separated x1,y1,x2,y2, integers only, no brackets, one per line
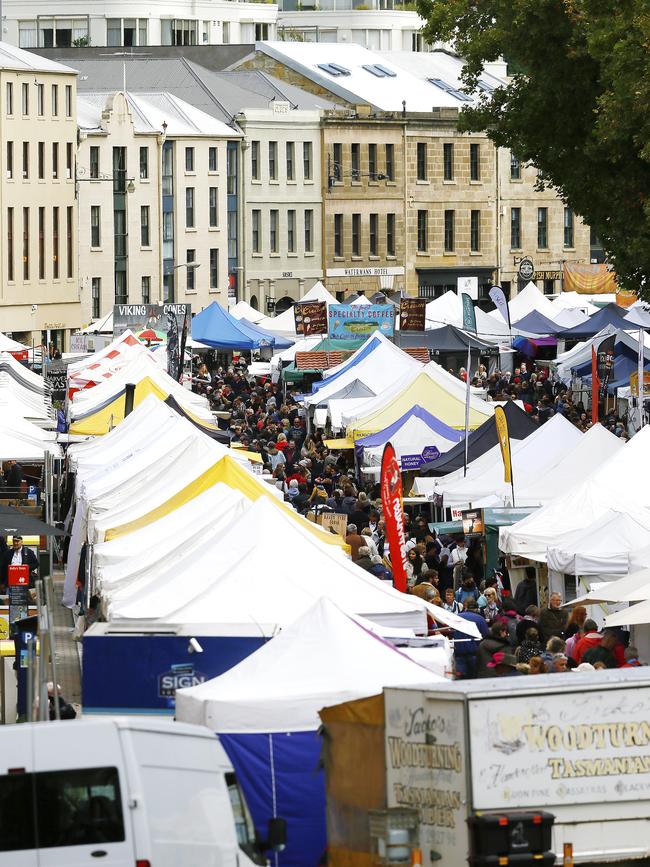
294,301,327,336
400,298,427,332
328,304,395,341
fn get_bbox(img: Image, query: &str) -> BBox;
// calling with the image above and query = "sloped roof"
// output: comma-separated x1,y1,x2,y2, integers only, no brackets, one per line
176,597,441,733
251,41,467,111
0,41,76,74
78,90,236,137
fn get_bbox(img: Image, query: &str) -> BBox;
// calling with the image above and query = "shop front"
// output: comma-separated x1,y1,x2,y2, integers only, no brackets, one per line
417,266,496,308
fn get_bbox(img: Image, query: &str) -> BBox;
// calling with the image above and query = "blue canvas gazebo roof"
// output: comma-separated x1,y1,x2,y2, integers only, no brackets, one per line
192,301,285,349
240,318,294,349
561,303,635,338
309,333,383,394
512,310,563,335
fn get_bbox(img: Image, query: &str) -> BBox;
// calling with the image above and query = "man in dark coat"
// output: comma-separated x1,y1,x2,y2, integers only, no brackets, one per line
4,461,24,489
1,535,38,591
514,566,539,613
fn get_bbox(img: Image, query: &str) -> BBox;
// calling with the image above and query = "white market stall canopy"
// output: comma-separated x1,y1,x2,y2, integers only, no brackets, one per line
176,597,443,733
473,423,622,508
546,509,650,576
500,425,650,562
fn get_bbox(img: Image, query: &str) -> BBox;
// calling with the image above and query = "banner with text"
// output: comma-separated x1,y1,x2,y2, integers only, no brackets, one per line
328,304,395,341
113,304,191,339
399,298,427,332
294,301,328,336
381,442,408,593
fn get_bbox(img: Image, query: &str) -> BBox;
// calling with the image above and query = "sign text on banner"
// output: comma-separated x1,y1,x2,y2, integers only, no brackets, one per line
328,304,395,341
294,301,327,336
399,298,426,332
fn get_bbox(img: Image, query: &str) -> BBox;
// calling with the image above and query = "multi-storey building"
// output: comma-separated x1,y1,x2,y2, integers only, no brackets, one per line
7,4,277,50
77,90,236,323
0,43,80,348
237,41,592,302
322,112,406,297
236,104,325,313
497,148,591,300
4,0,430,54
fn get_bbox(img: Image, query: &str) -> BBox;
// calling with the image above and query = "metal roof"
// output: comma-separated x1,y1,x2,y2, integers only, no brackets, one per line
250,41,470,111
0,40,77,74
384,50,506,103
77,91,238,137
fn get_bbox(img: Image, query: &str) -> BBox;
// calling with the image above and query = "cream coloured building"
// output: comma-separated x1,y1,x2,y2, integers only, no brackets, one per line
497,147,591,300
0,43,79,347
235,104,324,313
77,90,238,325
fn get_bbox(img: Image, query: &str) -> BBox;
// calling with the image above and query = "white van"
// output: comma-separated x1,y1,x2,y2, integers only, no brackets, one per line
0,717,283,866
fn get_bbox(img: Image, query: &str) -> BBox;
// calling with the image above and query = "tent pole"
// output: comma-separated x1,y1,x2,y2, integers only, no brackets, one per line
463,343,471,477
639,327,645,431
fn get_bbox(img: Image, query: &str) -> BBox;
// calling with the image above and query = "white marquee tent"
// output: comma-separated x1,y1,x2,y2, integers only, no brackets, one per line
436,413,583,508
501,425,650,562
176,596,443,732
473,423,622,508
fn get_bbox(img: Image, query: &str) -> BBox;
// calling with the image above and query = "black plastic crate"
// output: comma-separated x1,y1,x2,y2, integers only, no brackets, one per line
469,853,556,867
469,811,555,856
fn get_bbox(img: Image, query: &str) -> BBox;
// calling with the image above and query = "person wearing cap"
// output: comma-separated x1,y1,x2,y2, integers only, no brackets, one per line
1,534,39,591
486,650,522,677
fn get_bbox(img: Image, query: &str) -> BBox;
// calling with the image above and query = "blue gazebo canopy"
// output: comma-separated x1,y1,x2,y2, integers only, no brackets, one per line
192,301,291,350
240,319,294,350
512,310,563,335
561,303,635,339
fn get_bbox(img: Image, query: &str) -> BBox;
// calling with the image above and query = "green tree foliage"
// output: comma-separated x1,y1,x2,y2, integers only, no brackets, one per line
417,0,650,292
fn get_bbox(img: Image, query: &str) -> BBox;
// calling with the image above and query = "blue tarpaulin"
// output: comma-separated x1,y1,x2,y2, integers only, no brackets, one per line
512,310,563,335
240,319,294,350
309,333,382,394
192,301,286,350
220,731,325,867
561,303,636,339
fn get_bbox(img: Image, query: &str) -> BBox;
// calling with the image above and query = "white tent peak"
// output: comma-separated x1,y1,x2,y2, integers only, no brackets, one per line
175,596,443,733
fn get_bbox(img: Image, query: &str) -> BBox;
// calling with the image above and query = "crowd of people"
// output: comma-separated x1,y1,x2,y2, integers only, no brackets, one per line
461,361,629,436
450,575,642,678
190,354,639,679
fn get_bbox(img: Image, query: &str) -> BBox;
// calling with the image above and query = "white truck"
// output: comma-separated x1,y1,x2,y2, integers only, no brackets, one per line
321,667,650,866
385,669,650,866
0,717,285,867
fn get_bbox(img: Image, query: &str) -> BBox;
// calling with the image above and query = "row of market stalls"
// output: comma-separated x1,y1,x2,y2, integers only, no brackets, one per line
0,349,60,465
56,334,487,867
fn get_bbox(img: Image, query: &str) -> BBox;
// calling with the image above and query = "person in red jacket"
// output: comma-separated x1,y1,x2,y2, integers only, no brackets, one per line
572,620,602,664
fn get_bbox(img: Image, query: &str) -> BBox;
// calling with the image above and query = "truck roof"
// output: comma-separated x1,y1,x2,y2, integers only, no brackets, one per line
387,666,650,700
